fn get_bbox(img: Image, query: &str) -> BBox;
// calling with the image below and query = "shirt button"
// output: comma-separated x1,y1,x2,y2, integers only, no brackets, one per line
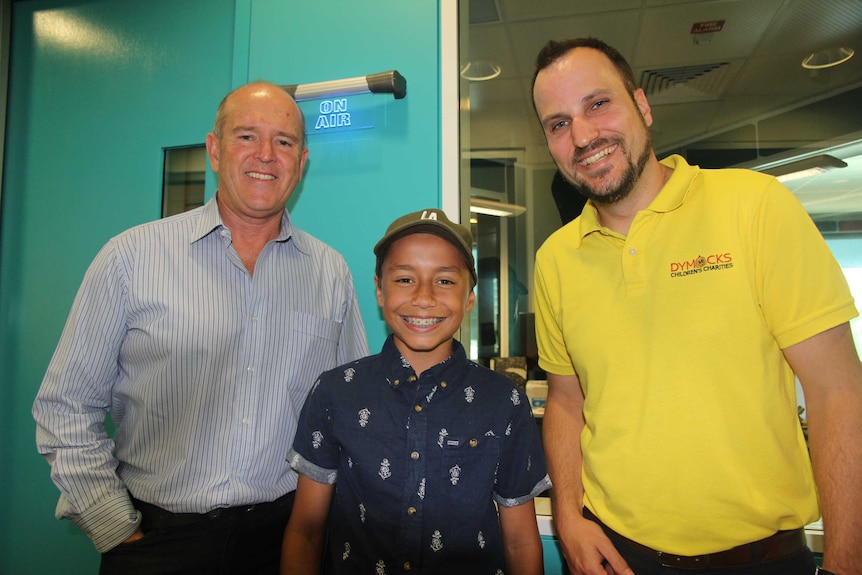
408,375,417,383
403,562,412,571
469,439,478,447
414,405,422,413
629,248,637,255
410,451,420,460
242,418,249,425
247,366,254,373
440,381,447,388
393,379,400,386
251,315,258,322
407,506,416,515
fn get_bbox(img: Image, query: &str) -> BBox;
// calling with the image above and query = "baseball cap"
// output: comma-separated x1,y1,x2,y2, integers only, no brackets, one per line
374,208,477,286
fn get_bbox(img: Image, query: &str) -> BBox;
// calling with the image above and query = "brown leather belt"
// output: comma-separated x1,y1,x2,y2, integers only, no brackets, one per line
584,507,806,569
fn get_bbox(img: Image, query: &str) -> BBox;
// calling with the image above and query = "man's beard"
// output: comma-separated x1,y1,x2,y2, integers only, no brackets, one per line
564,131,652,206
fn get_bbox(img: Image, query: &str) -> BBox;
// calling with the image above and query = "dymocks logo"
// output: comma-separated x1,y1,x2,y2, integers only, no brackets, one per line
670,253,733,278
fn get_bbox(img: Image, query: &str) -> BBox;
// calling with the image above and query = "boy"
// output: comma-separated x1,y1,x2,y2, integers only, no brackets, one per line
281,209,550,574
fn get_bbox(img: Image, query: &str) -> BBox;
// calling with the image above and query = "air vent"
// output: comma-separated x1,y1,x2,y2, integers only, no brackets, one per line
640,62,730,98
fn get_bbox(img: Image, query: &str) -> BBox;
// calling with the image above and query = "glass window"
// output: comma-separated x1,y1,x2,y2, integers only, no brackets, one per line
162,145,206,217
826,235,862,357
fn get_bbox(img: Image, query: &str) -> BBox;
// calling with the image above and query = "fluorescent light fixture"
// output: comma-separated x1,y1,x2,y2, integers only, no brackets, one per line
282,70,406,101
775,168,827,183
460,60,502,81
760,154,847,183
802,47,854,70
469,198,526,217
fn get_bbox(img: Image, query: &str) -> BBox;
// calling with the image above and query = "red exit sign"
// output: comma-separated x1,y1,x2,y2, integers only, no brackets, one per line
691,20,726,34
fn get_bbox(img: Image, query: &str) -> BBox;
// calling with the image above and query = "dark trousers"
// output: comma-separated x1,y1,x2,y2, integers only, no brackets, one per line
584,509,817,575
100,492,295,575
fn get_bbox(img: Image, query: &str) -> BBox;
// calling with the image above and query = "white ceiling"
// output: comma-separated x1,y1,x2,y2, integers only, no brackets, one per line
463,0,862,222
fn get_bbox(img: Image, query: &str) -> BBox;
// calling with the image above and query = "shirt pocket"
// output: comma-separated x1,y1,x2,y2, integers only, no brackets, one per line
287,312,342,390
438,435,500,505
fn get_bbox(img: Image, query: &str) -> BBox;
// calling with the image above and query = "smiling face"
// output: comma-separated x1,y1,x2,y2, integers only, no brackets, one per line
206,82,308,225
533,47,654,205
375,233,476,376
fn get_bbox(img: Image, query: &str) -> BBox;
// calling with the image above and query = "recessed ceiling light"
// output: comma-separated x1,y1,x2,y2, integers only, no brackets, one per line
460,60,502,81
801,47,854,70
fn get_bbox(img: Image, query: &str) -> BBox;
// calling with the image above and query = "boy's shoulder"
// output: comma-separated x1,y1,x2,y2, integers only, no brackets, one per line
320,355,376,379
463,360,529,401
318,352,383,382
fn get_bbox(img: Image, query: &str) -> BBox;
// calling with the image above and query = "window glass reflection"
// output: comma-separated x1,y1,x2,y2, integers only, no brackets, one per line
162,145,206,217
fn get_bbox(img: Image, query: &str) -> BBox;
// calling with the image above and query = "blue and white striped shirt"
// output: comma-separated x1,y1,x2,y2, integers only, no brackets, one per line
33,195,368,552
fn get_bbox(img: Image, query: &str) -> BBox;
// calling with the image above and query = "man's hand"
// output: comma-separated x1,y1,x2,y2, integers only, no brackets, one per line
558,515,634,575
122,530,145,544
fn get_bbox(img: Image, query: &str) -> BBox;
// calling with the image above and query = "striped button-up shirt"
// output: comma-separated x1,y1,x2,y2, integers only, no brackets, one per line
33,195,368,552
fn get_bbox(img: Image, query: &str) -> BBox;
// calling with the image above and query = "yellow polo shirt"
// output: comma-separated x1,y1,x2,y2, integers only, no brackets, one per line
534,155,857,555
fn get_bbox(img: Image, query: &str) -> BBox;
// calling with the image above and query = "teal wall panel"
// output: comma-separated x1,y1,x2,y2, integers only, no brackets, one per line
0,0,235,572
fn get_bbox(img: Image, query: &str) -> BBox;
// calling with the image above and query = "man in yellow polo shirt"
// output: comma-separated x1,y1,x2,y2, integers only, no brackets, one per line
531,37,862,575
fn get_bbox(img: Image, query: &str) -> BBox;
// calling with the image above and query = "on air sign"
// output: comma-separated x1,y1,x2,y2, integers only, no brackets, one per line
315,99,351,129
305,94,375,135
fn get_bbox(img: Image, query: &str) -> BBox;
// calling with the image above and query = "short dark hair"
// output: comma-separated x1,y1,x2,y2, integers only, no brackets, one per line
531,37,638,98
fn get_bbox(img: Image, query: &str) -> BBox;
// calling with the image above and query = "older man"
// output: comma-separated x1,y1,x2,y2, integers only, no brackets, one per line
33,82,368,574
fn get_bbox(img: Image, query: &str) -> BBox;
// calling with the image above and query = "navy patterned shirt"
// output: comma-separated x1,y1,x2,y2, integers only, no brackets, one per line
289,335,551,574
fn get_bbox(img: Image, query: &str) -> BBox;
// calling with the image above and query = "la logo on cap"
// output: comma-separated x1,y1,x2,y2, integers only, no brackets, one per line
420,210,438,221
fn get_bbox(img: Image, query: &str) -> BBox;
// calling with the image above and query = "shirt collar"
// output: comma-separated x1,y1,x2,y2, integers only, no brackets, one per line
574,153,698,239
191,193,310,254
191,195,223,243
647,154,697,213
380,334,469,389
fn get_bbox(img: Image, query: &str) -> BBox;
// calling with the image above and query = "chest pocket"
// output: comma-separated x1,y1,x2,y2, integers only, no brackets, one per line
438,435,501,504
287,312,342,391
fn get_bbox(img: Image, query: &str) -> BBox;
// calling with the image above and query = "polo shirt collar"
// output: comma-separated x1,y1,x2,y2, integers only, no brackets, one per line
576,154,699,239
647,154,698,214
